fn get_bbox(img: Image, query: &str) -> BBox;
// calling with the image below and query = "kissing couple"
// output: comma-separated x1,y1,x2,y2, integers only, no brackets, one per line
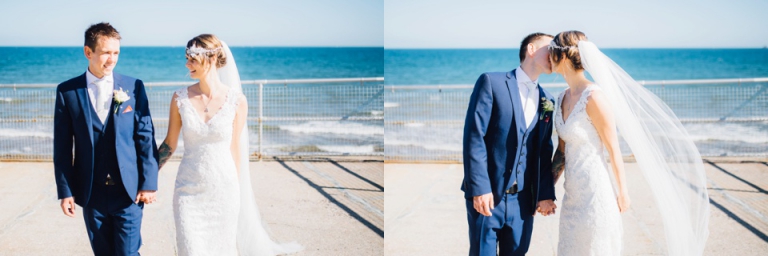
462,31,710,256
53,22,302,255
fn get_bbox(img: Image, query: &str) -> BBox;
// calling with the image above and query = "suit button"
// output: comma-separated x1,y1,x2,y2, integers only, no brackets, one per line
520,151,525,156
518,161,522,165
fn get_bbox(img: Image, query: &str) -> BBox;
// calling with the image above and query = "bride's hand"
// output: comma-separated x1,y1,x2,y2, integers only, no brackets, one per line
617,193,631,213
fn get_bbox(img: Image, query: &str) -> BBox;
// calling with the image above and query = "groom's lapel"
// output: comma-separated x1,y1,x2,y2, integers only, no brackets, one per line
505,69,526,139
75,73,94,147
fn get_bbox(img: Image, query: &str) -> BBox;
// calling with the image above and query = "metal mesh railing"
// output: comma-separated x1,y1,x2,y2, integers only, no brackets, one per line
384,78,768,163
2,77,765,162
0,78,384,161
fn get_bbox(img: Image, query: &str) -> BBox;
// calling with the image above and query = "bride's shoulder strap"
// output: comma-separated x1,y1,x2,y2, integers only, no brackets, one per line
173,87,190,109
228,88,245,107
569,86,599,115
583,84,603,98
584,85,604,101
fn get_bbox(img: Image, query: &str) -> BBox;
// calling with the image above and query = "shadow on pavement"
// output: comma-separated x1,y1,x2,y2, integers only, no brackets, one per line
275,159,384,238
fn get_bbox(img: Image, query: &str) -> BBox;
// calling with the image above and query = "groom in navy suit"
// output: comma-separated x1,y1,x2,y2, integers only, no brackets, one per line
53,22,159,255
462,33,557,256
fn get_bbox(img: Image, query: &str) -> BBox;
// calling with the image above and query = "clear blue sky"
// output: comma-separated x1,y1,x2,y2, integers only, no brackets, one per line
385,0,768,48
0,0,383,47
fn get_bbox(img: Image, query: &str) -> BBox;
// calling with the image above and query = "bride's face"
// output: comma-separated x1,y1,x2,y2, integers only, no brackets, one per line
550,55,559,74
550,53,568,75
185,56,212,79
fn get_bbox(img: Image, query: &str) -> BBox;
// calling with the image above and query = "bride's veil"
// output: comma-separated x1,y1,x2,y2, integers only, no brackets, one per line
578,41,710,255
218,41,303,255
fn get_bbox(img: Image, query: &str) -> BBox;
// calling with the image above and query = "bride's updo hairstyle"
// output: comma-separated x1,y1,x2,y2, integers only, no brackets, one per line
186,34,227,69
549,30,588,71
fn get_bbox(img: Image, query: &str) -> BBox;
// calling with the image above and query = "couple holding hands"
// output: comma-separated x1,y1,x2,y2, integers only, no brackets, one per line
53,22,300,256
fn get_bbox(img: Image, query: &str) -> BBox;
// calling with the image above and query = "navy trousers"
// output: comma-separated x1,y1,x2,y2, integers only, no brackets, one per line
83,182,143,256
466,192,534,256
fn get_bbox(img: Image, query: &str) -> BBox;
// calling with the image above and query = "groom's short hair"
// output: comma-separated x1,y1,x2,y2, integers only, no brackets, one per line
519,32,553,62
85,22,121,51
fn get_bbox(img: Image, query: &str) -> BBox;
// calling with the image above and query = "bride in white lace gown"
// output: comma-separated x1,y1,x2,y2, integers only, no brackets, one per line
548,31,710,256
554,84,623,255
158,34,302,256
171,84,243,255
549,31,627,255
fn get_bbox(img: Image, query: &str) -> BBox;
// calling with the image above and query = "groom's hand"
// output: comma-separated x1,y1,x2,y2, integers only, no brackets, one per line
60,197,76,217
136,190,157,204
473,193,494,217
535,200,557,216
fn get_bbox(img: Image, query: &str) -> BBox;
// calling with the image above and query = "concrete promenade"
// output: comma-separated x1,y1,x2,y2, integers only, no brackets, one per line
0,158,383,255
2,158,767,255
385,160,768,255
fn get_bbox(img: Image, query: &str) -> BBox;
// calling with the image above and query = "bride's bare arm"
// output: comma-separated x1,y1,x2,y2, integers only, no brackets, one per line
552,137,566,184
230,94,249,176
158,93,182,171
585,89,631,213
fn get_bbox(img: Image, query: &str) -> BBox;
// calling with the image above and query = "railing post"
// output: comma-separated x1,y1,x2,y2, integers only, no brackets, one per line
258,83,264,162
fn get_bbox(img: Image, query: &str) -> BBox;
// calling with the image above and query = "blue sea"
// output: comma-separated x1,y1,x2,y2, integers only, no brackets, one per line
384,48,768,158
384,48,768,85
1,47,767,157
0,47,384,157
0,47,383,83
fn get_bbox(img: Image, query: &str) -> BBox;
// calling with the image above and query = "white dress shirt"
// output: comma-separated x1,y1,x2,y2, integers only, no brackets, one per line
85,69,114,124
515,67,539,129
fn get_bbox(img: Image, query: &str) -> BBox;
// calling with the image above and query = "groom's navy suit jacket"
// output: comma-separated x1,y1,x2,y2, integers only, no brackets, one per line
54,72,159,207
462,69,556,208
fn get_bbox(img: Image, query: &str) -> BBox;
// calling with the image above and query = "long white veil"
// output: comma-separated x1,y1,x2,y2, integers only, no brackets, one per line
578,41,710,255
218,41,304,255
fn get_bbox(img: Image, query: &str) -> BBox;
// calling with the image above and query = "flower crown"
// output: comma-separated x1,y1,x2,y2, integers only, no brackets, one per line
186,44,221,57
548,41,578,51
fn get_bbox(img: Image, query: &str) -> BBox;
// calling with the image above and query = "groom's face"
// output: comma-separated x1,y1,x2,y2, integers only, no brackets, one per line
84,36,120,78
530,37,553,75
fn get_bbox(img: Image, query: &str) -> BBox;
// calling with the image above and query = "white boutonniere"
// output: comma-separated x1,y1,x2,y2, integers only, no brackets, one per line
540,97,554,121
113,88,130,114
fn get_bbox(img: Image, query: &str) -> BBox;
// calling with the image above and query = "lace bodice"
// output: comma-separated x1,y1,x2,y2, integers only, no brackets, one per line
555,85,603,158
554,85,623,255
175,87,240,152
